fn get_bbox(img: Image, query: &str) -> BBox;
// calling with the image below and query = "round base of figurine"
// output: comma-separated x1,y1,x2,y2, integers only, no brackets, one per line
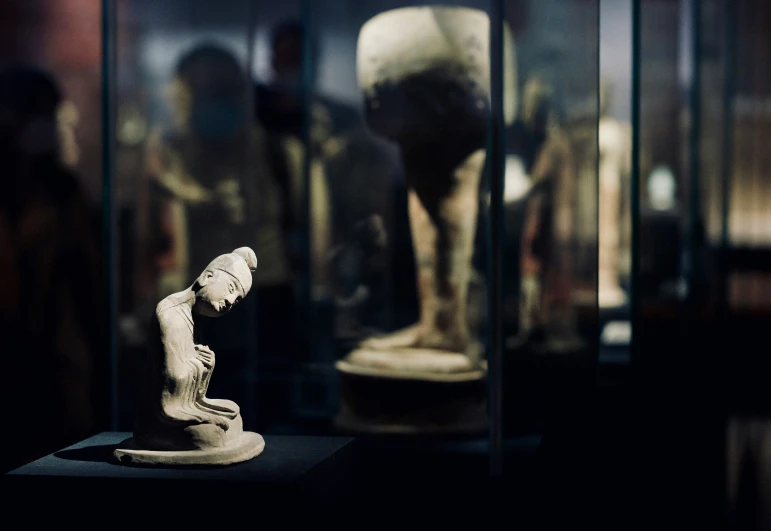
334,348,488,435
113,431,265,467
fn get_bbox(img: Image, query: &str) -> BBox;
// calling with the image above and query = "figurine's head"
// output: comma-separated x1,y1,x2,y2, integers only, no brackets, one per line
194,247,257,317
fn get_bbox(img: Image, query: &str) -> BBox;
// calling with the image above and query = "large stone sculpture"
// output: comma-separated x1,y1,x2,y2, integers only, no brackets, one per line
114,247,264,466
335,6,516,433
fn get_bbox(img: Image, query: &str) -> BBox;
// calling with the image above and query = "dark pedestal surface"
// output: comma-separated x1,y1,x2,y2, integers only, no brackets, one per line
336,367,488,435
5,432,357,523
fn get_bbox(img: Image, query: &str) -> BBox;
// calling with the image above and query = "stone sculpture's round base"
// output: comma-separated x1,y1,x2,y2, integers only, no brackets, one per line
334,348,488,435
113,432,265,467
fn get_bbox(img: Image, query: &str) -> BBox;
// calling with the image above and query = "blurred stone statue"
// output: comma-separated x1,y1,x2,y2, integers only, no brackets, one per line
346,6,516,372
598,78,631,308
255,20,363,300
115,247,264,466
334,6,516,434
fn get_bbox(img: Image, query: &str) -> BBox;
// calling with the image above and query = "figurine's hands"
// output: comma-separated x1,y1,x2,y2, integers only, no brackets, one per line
194,344,215,368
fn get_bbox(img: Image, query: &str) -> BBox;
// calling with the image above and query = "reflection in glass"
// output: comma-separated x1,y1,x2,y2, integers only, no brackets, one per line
502,1,599,451
509,74,580,345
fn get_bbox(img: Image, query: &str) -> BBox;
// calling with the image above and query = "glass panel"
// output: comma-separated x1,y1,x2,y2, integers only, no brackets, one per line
109,0,600,479
112,0,301,433
113,1,511,461
501,0,599,465
638,0,685,316
632,0,690,370
697,0,727,313
725,0,771,313
598,0,633,369
304,0,504,474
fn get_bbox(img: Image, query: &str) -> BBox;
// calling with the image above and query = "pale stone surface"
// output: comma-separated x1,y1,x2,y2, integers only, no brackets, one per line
598,80,631,308
341,348,486,380
357,6,517,127
341,7,517,376
114,247,264,466
114,432,265,467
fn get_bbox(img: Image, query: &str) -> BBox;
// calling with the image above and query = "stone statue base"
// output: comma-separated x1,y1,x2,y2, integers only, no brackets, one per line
334,348,487,434
113,432,265,466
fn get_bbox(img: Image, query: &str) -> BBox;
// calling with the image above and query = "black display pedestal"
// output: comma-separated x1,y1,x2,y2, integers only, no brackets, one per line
335,365,488,435
5,432,357,523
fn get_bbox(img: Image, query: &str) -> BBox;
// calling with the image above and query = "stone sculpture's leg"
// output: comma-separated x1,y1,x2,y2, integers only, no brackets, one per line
198,397,239,417
363,149,484,354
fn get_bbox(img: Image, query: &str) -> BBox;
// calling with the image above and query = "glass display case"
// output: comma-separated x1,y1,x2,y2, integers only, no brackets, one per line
106,0,601,474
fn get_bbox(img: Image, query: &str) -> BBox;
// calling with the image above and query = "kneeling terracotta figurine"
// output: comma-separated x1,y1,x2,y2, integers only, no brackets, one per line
114,247,264,466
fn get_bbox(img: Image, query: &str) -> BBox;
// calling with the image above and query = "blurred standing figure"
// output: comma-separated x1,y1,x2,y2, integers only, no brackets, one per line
509,74,577,344
253,20,366,364
140,44,250,304
0,65,101,472
254,19,363,284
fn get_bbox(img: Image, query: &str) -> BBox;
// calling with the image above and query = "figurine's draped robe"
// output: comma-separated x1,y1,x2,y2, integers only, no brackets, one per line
135,292,243,451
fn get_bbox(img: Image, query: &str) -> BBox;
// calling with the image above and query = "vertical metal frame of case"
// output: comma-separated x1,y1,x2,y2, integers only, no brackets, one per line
102,0,119,431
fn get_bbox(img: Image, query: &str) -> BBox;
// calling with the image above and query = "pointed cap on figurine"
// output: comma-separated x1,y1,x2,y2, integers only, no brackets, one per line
206,247,258,294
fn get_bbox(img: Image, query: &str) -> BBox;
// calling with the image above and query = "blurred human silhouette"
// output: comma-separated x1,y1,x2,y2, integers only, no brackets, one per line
0,65,101,472
255,20,306,139
141,44,250,302
254,19,363,290
255,20,359,143
254,20,396,365
508,74,578,347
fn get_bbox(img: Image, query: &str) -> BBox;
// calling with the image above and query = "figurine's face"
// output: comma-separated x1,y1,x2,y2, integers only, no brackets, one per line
194,269,245,317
